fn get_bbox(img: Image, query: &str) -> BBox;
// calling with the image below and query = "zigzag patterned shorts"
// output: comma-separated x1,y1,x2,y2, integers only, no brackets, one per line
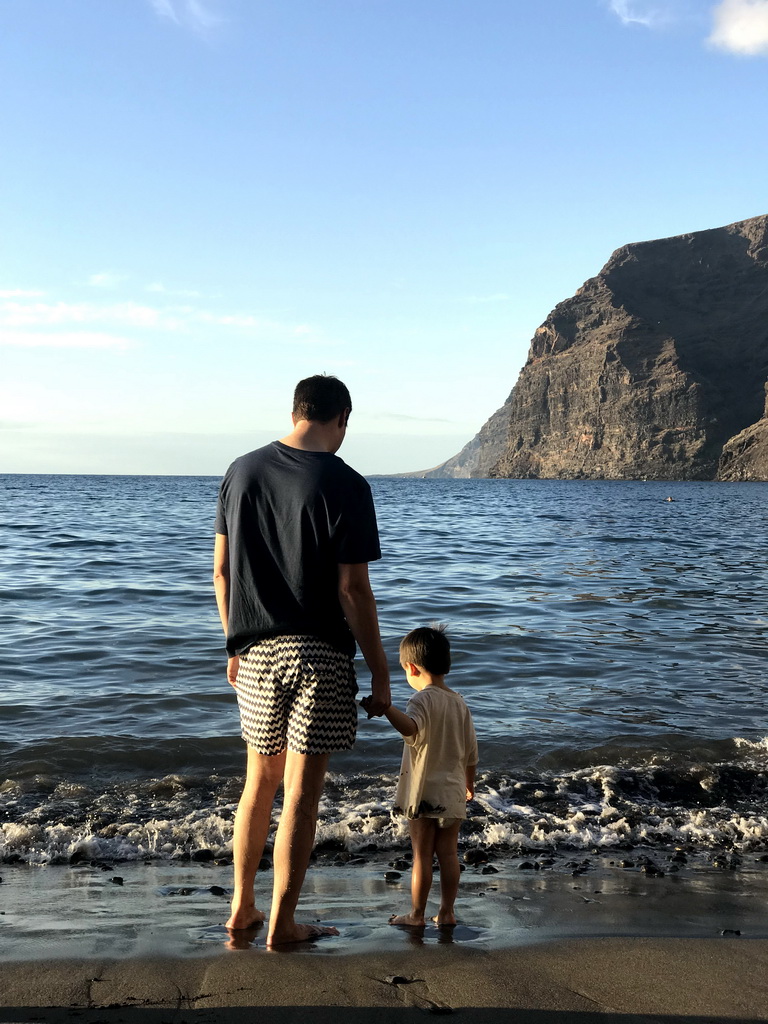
236,635,358,756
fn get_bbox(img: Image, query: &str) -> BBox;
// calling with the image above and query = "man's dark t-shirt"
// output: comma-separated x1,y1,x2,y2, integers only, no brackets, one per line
215,441,381,658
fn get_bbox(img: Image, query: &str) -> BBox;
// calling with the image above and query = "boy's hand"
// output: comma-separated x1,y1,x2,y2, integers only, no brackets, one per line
466,787,474,801
360,694,392,718
359,694,379,718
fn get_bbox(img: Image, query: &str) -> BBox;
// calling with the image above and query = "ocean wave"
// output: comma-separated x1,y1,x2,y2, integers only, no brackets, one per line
2,756,767,866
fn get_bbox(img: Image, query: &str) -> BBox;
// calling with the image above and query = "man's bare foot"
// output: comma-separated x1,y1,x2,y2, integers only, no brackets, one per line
266,922,339,946
389,912,426,927
432,912,457,927
225,906,266,930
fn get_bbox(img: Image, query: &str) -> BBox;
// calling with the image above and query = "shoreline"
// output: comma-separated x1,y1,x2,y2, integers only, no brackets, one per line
2,939,767,1021
2,858,768,1019
3,853,768,960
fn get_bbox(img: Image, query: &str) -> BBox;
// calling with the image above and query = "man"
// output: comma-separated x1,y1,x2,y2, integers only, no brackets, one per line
213,374,391,946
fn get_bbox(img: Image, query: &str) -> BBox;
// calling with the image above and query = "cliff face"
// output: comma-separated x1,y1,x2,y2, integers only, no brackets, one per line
432,214,768,481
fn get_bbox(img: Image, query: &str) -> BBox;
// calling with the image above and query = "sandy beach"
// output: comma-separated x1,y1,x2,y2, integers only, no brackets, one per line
2,855,768,1021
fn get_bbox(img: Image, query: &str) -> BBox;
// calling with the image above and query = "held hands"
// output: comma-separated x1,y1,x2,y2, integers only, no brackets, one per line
359,673,391,718
360,693,391,719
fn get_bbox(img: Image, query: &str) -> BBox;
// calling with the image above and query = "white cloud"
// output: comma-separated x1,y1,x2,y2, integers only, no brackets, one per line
0,294,329,345
149,0,223,33
87,271,127,289
0,329,131,349
0,288,44,298
146,281,203,298
608,0,665,26
0,299,168,329
606,0,698,28
709,0,768,54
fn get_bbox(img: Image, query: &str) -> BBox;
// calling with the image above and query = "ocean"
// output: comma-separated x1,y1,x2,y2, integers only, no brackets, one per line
2,473,767,868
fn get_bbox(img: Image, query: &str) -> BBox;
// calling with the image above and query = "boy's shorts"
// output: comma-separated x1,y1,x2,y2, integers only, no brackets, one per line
236,635,358,756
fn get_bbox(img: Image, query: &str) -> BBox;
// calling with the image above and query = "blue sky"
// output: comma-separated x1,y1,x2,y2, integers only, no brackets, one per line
1,0,767,475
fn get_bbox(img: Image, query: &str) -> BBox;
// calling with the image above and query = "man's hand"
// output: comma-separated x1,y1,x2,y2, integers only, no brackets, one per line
360,674,391,718
227,655,240,689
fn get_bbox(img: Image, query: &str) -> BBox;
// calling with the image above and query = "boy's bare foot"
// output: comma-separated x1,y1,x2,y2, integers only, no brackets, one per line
389,912,426,927
432,912,457,927
266,923,339,946
225,906,266,930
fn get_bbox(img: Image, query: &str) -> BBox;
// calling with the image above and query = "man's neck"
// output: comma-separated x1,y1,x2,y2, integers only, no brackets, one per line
279,418,343,453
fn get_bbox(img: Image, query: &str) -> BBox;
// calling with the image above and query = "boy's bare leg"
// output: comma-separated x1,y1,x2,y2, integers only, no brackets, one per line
226,747,286,930
389,818,436,926
433,822,462,926
267,749,339,946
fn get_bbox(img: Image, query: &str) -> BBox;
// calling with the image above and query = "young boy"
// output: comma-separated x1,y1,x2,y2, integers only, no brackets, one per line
374,625,478,927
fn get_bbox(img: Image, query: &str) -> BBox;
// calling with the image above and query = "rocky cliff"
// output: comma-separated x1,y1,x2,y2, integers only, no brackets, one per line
427,214,768,481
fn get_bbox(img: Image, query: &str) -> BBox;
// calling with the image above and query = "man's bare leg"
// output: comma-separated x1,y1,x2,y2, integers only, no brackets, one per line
226,746,286,930
389,818,436,927
266,750,339,945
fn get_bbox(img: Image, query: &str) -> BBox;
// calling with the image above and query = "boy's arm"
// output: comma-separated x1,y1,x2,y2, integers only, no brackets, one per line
465,762,476,801
383,703,418,738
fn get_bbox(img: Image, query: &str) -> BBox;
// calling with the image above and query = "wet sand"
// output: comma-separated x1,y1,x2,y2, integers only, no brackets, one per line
2,857,768,1021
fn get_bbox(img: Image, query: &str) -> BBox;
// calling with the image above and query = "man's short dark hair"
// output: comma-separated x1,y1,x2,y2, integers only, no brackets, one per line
399,624,451,675
293,375,352,423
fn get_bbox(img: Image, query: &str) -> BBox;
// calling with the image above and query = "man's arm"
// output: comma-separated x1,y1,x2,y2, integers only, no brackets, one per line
213,533,239,689
337,562,391,715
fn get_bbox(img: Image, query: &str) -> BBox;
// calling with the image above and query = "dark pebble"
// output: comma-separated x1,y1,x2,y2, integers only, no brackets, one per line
191,850,215,862
721,929,741,936
619,860,635,868
463,849,489,866
2,854,24,865
481,865,499,875
390,859,410,870
69,851,89,866
385,871,402,882
518,861,537,871
209,885,227,897
641,864,664,877
258,857,272,871
314,838,346,853
110,877,124,886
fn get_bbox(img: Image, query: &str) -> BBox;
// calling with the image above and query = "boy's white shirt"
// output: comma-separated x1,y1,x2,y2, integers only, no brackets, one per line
394,687,478,820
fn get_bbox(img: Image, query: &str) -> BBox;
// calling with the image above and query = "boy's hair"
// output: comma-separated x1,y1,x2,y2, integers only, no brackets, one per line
399,624,451,675
293,374,352,424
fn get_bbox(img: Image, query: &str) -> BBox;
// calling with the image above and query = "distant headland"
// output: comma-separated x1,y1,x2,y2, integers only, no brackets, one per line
412,214,768,481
